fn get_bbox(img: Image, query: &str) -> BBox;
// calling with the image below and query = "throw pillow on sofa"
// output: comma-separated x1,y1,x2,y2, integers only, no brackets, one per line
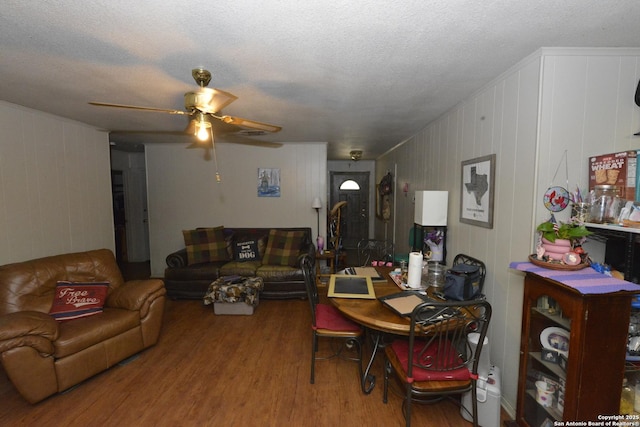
232,233,268,262
183,226,230,265
262,229,305,267
49,281,109,321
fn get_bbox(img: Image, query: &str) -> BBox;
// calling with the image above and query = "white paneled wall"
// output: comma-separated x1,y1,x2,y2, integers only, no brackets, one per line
145,142,327,276
0,101,114,264
535,50,640,227
377,48,640,416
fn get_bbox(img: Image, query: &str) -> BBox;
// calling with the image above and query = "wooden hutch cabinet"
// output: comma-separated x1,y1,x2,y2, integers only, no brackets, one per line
515,270,639,426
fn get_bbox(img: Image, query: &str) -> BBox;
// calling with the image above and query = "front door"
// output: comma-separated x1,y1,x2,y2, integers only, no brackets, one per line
329,172,369,249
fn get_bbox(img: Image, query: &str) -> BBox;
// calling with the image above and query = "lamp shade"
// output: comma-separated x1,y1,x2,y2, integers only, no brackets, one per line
311,197,322,209
414,191,448,226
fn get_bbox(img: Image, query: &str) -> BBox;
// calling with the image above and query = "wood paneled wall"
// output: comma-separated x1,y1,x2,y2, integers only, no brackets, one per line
376,47,640,417
145,142,327,276
0,101,114,264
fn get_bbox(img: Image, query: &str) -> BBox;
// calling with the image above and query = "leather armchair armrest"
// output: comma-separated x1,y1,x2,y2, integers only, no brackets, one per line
106,279,166,318
166,249,188,268
0,311,58,355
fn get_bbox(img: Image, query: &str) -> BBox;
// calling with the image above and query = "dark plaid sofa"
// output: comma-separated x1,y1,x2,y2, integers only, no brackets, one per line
164,227,315,300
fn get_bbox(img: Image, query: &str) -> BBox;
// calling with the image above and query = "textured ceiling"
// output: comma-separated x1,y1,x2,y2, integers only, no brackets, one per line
2,1,640,159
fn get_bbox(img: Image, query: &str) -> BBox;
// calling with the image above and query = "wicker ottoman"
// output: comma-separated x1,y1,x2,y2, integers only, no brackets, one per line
203,276,264,315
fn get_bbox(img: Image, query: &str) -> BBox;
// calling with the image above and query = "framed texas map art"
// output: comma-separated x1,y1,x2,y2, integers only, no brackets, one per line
460,154,495,229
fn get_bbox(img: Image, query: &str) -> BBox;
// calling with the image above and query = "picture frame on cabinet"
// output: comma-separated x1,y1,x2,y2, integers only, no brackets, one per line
460,154,495,229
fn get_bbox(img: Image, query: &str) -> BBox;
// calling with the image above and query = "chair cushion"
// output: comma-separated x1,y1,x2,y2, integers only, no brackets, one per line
53,307,140,358
183,226,230,265
262,229,305,267
389,339,470,381
315,304,361,332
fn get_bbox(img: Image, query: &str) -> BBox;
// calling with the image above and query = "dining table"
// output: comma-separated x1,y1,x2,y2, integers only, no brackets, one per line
327,266,434,394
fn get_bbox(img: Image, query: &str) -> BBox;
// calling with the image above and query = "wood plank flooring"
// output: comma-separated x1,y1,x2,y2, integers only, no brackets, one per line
0,297,511,426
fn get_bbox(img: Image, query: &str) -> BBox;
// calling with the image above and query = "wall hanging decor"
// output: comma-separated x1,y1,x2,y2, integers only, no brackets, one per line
258,168,280,197
543,150,570,213
460,154,495,229
376,171,393,221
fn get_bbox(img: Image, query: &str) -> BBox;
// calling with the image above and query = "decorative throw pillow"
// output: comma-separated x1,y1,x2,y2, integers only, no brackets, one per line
49,281,110,321
233,239,260,262
183,226,230,265
262,229,305,267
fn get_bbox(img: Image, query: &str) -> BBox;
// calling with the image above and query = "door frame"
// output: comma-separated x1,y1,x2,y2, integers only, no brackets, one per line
329,171,370,248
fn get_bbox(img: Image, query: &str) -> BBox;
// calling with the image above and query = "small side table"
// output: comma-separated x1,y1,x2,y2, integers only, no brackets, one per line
315,250,347,285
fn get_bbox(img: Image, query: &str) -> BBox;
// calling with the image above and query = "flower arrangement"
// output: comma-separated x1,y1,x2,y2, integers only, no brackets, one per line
424,229,444,262
536,218,592,244
535,214,592,265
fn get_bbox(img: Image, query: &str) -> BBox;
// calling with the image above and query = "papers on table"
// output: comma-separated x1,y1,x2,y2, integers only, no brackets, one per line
343,266,385,281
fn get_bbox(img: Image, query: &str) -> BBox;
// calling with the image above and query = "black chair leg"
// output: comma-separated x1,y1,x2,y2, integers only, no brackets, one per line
310,332,316,384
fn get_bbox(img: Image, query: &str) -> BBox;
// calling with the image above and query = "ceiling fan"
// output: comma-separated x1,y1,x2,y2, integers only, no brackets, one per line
90,68,282,182
89,68,282,147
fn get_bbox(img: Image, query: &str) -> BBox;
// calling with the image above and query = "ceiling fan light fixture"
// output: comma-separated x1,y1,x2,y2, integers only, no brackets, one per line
194,112,212,141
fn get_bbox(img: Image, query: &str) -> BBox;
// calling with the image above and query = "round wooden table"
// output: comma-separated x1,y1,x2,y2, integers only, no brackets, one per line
327,267,423,393
329,279,413,334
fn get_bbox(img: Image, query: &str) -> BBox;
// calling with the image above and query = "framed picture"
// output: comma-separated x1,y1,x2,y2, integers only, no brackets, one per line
257,168,280,197
460,154,495,229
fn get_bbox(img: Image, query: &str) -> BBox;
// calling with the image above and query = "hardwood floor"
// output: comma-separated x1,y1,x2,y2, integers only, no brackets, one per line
0,291,512,426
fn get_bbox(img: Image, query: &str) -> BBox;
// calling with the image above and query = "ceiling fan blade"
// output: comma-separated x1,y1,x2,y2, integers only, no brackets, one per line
89,102,188,115
218,133,283,148
184,88,238,114
184,133,282,149
219,115,282,133
185,140,213,149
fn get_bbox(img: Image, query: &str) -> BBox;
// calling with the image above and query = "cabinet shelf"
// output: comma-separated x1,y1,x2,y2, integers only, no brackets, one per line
515,271,637,426
530,352,566,380
525,389,563,421
531,307,571,330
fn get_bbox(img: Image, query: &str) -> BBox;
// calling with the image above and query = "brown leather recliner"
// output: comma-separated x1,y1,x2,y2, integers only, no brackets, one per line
0,249,166,403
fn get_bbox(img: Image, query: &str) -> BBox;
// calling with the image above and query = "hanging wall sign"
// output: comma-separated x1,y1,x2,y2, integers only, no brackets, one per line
543,150,570,213
543,186,570,212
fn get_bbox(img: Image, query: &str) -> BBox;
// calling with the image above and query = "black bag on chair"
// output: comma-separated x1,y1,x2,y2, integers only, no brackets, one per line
443,264,482,300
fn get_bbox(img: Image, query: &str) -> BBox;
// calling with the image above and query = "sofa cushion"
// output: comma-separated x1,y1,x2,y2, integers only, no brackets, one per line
256,264,303,282
49,281,109,321
164,261,225,281
220,261,261,277
183,226,230,265
53,307,140,358
262,229,306,267
233,239,260,262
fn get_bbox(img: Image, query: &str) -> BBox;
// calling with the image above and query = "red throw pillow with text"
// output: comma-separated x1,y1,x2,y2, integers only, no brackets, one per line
49,281,110,321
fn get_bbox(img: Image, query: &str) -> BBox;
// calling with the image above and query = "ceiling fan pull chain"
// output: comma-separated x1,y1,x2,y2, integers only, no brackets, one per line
212,131,222,183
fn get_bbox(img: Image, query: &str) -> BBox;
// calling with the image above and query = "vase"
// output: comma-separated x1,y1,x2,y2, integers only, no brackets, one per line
541,237,571,260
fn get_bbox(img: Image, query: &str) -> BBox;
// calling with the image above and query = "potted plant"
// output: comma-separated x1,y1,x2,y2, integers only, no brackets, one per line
536,216,592,263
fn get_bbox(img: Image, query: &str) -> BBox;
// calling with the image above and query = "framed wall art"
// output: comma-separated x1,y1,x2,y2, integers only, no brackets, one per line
460,154,495,229
257,168,280,197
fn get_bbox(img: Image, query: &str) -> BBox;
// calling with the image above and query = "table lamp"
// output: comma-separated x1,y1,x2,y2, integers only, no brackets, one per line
414,191,448,262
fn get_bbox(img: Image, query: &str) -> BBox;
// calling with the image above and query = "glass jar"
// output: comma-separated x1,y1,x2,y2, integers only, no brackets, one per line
589,185,623,223
426,261,446,289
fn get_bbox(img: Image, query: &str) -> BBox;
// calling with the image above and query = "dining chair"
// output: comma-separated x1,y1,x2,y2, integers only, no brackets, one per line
452,253,487,296
382,298,492,427
300,255,364,384
357,239,394,266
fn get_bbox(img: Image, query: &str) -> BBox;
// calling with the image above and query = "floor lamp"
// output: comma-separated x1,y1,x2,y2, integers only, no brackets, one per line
312,197,323,252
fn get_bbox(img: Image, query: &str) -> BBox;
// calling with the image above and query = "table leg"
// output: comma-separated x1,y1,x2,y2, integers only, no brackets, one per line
361,329,386,394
